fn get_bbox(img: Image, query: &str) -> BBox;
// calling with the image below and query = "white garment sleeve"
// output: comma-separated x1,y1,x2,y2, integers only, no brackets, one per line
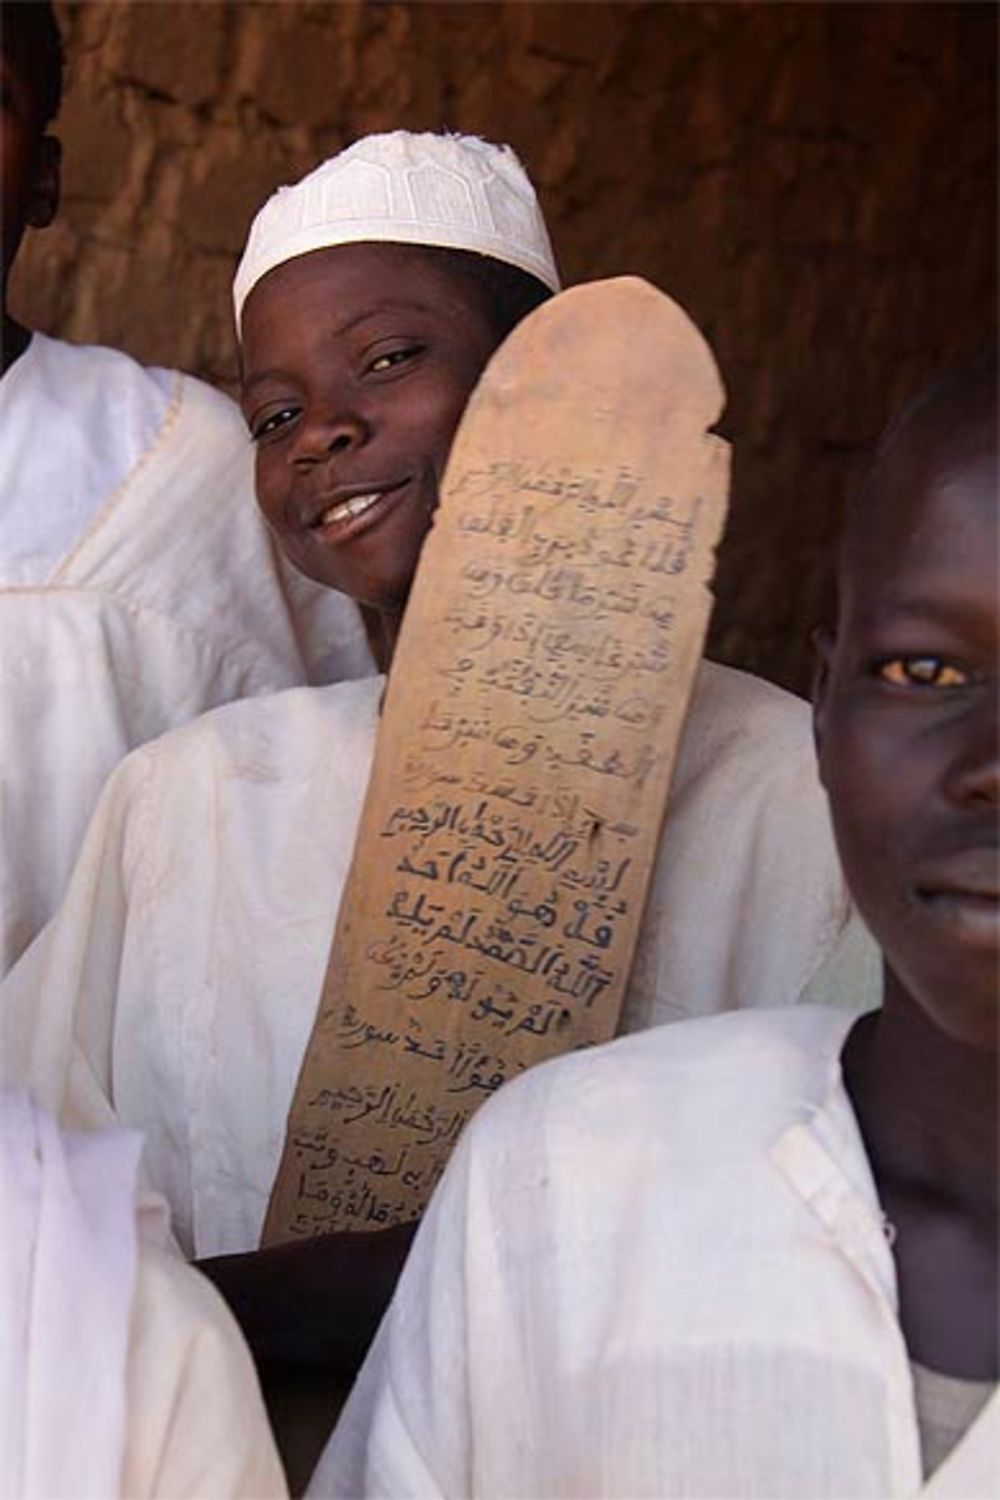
122,1245,287,1499
0,751,138,1129
1,1093,143,1499
308,1123,489,1499
312,1072,647,1499
0,1090,282,1499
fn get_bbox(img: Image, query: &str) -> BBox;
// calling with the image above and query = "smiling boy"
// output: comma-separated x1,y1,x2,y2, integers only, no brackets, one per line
240,236,547,666
2,133,875,1390
314,352,997,1497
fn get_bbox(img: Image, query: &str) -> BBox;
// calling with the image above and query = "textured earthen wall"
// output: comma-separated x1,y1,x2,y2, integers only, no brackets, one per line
10,0,996,691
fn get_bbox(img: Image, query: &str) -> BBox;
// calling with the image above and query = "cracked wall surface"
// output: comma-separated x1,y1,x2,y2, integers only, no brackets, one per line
10,0,996,691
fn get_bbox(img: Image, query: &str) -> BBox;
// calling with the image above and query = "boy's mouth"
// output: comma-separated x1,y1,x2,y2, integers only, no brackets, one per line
314,492,384,527
305,479,410,537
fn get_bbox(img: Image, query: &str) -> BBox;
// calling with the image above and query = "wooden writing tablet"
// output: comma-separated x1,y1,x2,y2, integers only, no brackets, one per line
264,277,730,1243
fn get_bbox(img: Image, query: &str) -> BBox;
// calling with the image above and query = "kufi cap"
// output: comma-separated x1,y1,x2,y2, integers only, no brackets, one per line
233,130,560,333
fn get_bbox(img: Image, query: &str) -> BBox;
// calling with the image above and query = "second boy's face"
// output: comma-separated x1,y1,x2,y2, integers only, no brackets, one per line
816,427,998,1049
240,242,499,609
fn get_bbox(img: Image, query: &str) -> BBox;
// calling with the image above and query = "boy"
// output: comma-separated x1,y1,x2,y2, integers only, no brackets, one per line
314,354,997,1496
1,1089,284,1496
2,132,875,1377
0,2,371,975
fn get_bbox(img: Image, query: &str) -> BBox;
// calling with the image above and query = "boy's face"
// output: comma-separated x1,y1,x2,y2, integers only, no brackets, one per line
0,34,60,284
816,423,998,1050
240,242,499,609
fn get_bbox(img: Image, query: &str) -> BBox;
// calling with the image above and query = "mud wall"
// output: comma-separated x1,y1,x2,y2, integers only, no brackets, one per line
10,0,996,691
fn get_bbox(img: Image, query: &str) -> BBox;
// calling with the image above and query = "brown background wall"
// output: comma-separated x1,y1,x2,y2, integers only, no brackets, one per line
10,0,996,693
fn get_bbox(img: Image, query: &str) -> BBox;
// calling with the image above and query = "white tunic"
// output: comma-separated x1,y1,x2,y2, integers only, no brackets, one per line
0,1090,285,1498
0,335,372,975
0,333,174,579
313,1007,998,1500
0,662,878,1259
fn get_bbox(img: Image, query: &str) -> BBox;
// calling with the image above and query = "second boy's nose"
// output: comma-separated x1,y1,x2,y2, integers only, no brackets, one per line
943,695,1000,809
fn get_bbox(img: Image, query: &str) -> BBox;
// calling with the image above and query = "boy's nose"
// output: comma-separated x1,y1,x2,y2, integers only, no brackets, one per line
943,695,1000,808
291,410,369,469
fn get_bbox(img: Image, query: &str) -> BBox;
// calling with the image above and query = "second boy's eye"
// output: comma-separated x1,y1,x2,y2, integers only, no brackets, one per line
876,656,970,688
367,344,423,375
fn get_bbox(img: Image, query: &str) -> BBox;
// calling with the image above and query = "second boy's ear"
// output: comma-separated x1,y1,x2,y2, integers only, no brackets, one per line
810,626,835,775
27,135,61,230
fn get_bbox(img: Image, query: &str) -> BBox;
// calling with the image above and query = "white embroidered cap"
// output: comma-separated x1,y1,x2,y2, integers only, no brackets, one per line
233,130,561,333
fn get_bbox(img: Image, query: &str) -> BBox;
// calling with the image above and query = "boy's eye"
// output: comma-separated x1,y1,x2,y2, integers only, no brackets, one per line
367,344,423,375
876,655,970,688
250,406,299,443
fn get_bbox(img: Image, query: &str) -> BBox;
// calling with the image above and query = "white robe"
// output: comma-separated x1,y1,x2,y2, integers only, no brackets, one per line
313,1007,998,1500
0,1090,286,1498
0,336,372,975
1,660,878,1259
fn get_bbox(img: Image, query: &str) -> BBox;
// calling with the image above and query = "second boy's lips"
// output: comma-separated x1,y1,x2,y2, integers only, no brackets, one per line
912,847,999,898
912,848,1000,946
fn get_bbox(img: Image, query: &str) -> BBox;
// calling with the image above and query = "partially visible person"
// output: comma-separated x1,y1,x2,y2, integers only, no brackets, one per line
0,1,372,974
0,1088,286,1497
312,353,998,1498
1,130,876,1413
